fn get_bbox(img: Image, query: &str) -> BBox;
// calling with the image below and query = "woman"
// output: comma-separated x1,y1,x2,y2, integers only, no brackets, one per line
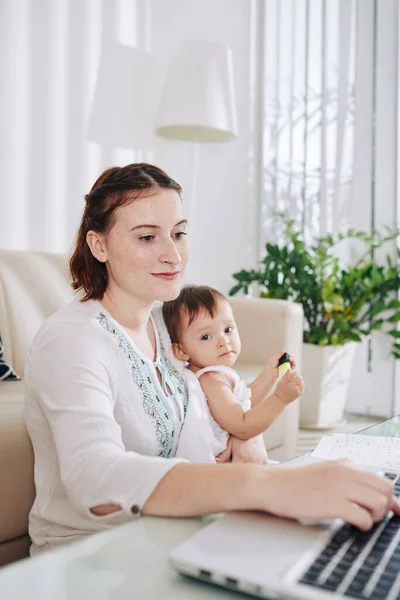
25,163,400,555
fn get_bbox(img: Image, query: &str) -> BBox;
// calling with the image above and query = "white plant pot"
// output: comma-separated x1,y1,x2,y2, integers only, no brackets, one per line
300,342,357,429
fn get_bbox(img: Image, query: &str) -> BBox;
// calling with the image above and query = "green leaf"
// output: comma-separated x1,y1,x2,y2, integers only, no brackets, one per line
370,320,384,330
229,284,243,296
388,330,400,339
388,312,400,323
387,299,400,309
347,332,363,342
370,301,386,317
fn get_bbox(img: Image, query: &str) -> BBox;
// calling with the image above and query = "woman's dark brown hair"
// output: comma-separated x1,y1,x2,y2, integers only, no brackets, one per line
162,285,227,344
70,163,182,301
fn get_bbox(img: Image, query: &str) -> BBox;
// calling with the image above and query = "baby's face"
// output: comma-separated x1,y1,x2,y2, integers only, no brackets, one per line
179,299,241,369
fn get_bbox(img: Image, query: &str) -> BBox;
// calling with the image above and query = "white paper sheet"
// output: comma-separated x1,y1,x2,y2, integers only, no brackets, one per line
311,434,400,472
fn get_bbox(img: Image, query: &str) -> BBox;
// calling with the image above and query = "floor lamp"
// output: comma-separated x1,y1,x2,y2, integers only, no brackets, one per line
155,41,238,277
87,42,162,153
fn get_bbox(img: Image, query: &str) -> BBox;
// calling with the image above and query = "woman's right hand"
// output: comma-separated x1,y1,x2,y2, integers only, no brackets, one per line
274,370,304,405
261,460,400,530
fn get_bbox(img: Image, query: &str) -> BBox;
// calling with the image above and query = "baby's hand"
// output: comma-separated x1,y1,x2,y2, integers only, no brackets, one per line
264,350,296,381
275,370,304,405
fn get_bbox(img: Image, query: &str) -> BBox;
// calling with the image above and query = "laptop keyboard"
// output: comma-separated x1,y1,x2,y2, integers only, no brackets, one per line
298,473,400,599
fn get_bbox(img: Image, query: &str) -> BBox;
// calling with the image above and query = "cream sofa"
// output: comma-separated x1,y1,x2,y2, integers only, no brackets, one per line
0,250,303,566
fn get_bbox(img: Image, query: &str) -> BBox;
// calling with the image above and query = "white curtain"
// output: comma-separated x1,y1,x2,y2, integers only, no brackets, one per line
260,0,356,248
0,0,145,254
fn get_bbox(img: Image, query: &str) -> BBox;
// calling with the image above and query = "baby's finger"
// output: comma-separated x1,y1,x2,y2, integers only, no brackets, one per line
294,374,304,386
286,372,301,385
216,442,232,463
273,350,286,365
278,371,292,386
216,450,231,463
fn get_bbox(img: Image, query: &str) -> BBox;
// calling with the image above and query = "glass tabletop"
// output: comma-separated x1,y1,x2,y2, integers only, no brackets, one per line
358,414,400,438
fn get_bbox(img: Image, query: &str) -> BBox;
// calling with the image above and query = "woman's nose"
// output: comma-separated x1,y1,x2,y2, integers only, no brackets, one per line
160,239,181,265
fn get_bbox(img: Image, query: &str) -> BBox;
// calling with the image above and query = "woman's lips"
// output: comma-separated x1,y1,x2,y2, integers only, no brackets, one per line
152,271,180,280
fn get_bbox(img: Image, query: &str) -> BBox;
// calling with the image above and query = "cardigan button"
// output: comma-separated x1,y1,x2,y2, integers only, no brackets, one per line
131,504,140,515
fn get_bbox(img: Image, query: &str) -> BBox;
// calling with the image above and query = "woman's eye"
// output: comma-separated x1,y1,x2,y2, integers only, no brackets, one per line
173,231,188,240
225,327,233,334
139,235,155,242
201,334,211,341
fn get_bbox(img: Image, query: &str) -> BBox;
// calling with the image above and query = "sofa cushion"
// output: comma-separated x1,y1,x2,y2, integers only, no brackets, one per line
0,335,20,381
0,380,25,402
0,383,35,544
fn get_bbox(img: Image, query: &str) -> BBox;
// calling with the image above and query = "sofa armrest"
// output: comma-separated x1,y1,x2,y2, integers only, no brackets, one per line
229,297,304,367
0,251,73,377
229,297,304,461
0,384,35,545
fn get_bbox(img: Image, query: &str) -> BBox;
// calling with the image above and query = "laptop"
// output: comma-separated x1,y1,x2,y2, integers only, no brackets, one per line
169,457,400,599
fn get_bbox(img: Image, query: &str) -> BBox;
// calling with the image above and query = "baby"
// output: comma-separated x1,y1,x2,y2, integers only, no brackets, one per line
162,285,304,462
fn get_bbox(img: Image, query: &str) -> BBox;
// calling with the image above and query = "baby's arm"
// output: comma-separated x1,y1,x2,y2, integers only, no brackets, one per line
200,370,304,441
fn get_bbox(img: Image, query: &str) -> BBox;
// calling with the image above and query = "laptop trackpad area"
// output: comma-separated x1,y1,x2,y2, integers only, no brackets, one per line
169,512,332,590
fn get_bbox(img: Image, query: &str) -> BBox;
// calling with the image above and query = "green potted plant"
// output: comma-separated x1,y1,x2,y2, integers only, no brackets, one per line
229,218,400,427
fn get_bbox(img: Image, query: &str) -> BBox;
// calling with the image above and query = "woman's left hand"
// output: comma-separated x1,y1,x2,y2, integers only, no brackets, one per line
216,434,269,465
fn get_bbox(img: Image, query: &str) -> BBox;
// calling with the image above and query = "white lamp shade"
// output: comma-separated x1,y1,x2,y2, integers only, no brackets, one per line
155,41,238,142
87,42,162,149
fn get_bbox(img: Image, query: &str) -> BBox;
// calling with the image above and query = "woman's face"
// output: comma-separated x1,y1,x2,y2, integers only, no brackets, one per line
97,188,189,304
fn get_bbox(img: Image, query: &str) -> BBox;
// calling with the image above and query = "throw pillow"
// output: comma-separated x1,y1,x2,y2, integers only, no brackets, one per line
0,334,20,381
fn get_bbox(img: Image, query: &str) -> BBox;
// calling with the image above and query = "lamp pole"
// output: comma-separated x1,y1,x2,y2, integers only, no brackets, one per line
155,41,239,281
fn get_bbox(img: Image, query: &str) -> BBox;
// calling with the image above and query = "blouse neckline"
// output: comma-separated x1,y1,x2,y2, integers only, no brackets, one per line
94,300,161,365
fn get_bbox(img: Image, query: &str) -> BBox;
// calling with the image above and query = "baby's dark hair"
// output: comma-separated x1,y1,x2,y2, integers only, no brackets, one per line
162,285,227,344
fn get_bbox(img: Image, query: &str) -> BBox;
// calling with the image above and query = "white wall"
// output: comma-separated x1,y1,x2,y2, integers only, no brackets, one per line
0,0,258,295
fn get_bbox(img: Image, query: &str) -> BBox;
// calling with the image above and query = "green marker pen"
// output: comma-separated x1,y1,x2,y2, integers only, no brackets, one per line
277,352,291,379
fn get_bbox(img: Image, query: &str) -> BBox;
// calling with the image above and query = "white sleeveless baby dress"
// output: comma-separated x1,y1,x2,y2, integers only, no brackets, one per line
175,365,252,463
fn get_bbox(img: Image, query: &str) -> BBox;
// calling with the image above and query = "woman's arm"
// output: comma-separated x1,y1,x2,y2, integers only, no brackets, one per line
142,460,400,532
200,371,303,440
92,458,400,529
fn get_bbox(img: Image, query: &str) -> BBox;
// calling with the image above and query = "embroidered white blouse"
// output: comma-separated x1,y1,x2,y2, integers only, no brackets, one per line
24,298,189,555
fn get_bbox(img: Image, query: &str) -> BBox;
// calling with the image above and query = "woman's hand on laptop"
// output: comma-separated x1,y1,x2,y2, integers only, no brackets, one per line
262,460,400,530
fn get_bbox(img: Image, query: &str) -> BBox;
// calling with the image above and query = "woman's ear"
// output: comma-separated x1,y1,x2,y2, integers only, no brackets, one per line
172,343,189,362
86,230,108,263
